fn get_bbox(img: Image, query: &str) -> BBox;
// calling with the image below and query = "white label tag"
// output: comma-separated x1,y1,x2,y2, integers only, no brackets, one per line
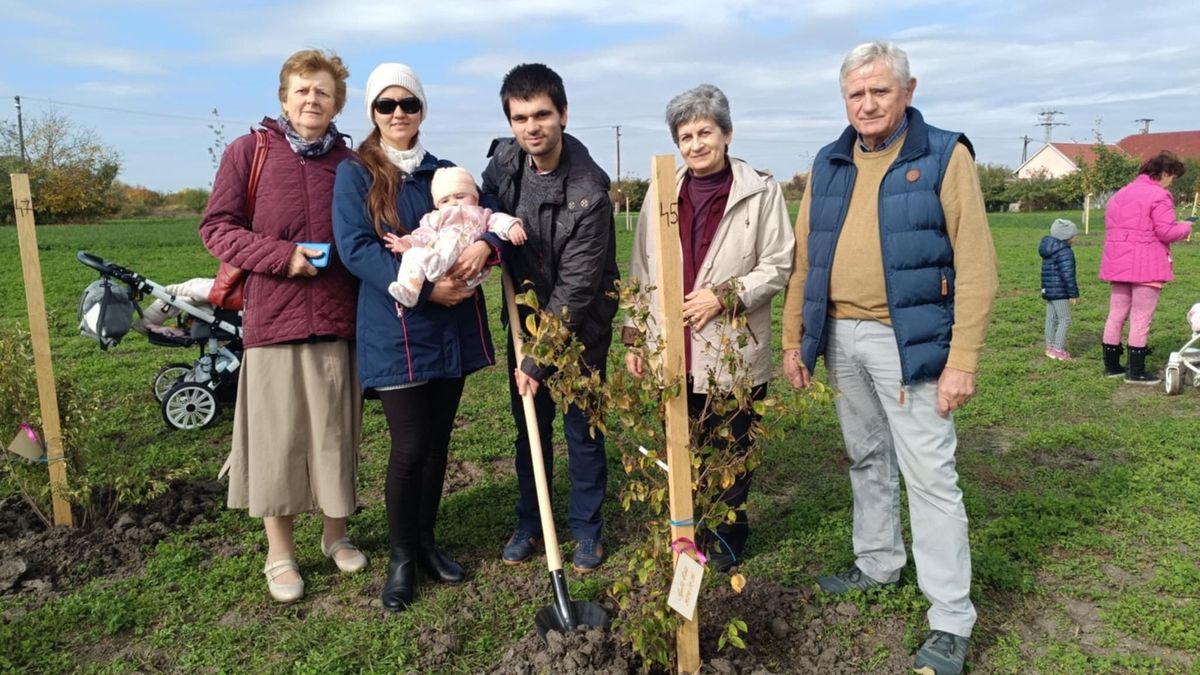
7,427,43,462
667,552,705,621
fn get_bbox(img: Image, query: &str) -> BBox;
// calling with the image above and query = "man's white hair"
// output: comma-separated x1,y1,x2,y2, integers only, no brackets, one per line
839,41,912,92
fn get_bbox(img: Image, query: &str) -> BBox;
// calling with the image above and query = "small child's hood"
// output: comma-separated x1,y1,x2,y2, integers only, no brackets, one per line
1039,235,1067,258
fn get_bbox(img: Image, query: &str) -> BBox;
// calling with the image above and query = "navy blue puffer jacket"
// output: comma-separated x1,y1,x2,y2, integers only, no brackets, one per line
332,152,499,392
1039,236,1078,300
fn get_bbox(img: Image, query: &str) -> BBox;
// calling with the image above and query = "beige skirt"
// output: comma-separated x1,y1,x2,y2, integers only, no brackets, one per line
222,340,362,518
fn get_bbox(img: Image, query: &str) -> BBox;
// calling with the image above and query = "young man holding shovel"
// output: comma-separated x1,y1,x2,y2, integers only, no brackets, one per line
481,63,619,573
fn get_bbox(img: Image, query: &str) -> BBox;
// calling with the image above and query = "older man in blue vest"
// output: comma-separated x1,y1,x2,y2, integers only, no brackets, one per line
782,41,998,675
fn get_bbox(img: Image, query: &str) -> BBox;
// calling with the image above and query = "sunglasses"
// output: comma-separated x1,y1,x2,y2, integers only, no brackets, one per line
373,97,422,116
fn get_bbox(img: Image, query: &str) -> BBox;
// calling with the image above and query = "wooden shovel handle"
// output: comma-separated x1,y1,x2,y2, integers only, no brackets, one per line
502,270,563,571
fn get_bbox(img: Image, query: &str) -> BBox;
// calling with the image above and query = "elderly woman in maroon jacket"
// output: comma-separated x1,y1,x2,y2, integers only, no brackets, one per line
199,49,365,603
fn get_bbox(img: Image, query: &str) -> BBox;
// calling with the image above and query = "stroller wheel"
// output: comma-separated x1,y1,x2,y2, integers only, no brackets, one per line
1165,365,1182,395
153,362,193,402
162,382,218,430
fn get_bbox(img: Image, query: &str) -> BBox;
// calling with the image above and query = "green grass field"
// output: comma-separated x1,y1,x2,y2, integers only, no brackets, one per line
1,209,1199,673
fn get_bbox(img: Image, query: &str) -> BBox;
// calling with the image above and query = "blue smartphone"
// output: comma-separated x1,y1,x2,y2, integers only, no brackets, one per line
298,242,331,268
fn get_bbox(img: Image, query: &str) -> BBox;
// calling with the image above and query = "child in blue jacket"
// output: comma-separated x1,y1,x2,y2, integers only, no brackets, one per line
1040,218,1080,360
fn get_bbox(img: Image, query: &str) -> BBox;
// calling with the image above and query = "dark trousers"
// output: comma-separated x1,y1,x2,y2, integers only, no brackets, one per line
508,338,608,541
378,378,465,547
688,381,767,556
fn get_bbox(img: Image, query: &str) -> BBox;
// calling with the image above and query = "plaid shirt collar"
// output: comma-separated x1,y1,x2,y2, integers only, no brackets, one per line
858,115,909,153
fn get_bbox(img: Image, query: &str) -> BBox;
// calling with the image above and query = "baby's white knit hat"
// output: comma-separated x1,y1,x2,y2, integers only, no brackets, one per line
431,167,478,205
364,63,427,122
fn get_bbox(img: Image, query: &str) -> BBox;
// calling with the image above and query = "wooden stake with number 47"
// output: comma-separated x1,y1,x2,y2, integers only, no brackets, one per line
11,174,74,527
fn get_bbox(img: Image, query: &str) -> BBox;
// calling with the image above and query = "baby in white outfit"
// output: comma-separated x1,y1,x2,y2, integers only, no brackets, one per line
385,166,526,307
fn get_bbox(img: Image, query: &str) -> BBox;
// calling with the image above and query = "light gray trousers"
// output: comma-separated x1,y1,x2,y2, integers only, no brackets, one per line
1044,299,1072,350
825,319,977,637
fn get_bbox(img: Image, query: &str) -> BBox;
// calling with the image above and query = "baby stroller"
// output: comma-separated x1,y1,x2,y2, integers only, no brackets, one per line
1164,303,1200,395
76,251,242,430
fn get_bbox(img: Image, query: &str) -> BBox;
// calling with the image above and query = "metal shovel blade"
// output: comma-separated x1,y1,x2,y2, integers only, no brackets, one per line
535,600,612,642
533,569,612,642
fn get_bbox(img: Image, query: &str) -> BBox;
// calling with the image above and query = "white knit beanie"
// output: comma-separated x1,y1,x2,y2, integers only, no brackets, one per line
431,167,479,205
364,63,427,122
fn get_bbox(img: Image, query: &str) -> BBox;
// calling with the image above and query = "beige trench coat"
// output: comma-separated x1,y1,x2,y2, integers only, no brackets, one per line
625,157,794,392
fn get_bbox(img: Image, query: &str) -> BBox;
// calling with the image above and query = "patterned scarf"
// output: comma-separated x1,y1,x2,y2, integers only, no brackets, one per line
276,115,341,157
382,140,427,175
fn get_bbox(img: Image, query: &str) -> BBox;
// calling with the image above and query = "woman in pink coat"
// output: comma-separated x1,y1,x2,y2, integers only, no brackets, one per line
1100,152,1193,384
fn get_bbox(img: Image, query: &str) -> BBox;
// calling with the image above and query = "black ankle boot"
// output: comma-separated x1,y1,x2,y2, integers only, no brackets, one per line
1102,343,1126,378
1124,346,1161,385
382,546,416,611
417,534,466,584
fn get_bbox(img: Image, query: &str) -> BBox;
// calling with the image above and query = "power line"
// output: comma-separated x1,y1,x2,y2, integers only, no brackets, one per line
18,95,258,127
14,95,532,137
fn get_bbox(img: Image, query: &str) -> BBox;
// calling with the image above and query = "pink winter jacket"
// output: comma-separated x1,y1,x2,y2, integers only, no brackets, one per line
1099,174,1192,284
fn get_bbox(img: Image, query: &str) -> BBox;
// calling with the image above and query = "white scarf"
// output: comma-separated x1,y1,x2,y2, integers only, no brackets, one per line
382,140,427,175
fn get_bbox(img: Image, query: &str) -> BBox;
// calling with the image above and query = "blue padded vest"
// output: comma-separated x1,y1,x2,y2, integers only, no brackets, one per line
800,108,973,384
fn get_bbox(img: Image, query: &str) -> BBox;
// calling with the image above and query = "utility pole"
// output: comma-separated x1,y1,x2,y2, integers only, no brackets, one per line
1020,135,1033,164
1036,109,1068,143
1134,118,1154,134
613,125,622,183
15,96,29,171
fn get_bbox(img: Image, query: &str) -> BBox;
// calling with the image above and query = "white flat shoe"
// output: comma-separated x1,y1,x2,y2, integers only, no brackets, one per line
263,559,304,603
322,537,368,573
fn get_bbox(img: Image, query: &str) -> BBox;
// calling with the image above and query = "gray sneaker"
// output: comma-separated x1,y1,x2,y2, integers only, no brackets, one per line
913,630,969,675
816,563,898,594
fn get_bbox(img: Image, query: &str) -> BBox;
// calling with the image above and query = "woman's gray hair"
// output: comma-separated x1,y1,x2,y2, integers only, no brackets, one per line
839,41,912,93
664,84,732,144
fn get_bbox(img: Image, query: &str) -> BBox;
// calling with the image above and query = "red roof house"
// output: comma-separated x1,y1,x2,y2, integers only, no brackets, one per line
1015,131,1200,179
1116,131,1200,163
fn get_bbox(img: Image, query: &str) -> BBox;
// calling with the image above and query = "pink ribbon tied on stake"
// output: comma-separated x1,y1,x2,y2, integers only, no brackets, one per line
670,537,707,566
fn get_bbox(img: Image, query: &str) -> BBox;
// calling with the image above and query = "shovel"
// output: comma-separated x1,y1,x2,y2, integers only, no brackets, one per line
501,270,612,642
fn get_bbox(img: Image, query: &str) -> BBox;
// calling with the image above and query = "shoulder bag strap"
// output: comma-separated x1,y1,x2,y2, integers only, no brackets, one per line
245,129,270,226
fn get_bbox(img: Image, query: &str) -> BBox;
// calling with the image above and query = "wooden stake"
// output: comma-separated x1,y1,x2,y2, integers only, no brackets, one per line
649,155,699,673
11,174,74,527
1083,192,1092,235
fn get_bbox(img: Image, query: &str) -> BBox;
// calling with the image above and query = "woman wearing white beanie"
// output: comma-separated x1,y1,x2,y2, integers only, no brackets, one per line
332,63,504,611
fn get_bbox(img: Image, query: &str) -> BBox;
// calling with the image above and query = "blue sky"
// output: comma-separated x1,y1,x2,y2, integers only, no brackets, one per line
3,0,1198,192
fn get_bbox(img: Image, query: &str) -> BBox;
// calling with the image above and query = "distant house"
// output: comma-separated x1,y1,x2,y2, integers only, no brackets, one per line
1014,142,1122,179
1014,130,1200,179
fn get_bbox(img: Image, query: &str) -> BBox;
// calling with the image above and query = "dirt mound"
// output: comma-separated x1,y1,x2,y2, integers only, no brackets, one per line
0,481,222,598
488,626,631,675
484,575,919,674
698,579,913,673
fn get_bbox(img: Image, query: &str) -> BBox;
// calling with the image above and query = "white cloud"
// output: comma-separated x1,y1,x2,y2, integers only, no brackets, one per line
7,0,1199,190
24,39,168,76
77,81,158,97
1,2,73,28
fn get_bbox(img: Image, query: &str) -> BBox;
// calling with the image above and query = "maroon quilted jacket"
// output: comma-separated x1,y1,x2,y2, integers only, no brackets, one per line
199,118,357,348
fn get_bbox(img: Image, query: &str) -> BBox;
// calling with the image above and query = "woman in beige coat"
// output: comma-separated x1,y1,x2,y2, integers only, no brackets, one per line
624,83,794,571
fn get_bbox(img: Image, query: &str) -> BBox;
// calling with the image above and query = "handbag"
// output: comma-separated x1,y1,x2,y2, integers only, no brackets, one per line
208,129,270,310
